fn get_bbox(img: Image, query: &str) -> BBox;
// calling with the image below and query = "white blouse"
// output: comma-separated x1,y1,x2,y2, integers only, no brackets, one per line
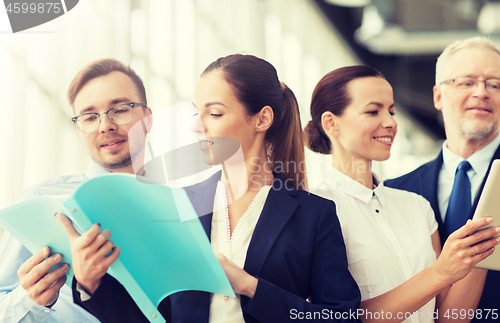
209,181,272,323
313,168,438,323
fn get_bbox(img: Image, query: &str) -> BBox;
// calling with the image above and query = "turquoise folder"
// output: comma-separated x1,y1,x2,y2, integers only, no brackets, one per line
0,174,235,323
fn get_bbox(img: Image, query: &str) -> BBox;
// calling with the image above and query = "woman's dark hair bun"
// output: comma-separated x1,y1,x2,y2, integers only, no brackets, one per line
304,120,330,155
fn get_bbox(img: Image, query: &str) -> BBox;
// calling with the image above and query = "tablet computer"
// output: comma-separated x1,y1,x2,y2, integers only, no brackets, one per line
473,159,500,271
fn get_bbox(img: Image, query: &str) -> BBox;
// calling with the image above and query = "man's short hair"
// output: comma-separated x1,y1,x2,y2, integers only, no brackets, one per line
435,36,500,85
67,58,147,110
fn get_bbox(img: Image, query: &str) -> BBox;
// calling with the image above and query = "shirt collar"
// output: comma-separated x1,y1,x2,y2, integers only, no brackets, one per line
442,134,500,180
373,180,387,208
325,167,386,206
84,160,112,180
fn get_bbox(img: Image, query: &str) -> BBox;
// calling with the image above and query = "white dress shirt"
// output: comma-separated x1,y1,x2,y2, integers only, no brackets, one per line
209,181,271,323
438,134,500,223
313,168,438,323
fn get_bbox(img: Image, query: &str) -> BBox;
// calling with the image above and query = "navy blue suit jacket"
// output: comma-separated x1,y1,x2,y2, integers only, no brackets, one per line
385,144,500,322
73,172,361,323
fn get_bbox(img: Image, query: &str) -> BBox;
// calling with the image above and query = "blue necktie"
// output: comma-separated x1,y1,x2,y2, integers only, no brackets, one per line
444,161,472,236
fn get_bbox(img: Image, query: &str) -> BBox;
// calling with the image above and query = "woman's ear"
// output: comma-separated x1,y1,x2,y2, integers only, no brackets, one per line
321,111,339,137
255,106,274,132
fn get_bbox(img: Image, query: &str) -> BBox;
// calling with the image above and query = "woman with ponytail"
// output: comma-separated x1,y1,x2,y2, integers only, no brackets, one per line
70,54,361,323
306,66,500,323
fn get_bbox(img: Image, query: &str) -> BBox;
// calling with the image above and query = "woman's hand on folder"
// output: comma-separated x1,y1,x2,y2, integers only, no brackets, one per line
215,253,257,298
55,213,121,295
17,246,69,307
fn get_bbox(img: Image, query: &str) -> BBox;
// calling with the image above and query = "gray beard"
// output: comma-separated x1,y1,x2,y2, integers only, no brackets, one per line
458,119,497,141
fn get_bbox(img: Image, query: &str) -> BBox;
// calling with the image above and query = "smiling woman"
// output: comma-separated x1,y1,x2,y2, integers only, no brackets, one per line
307,65,500,323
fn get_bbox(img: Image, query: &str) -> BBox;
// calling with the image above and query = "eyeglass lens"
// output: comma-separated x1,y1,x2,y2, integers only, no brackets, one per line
77,105,133,132
454,77,500,92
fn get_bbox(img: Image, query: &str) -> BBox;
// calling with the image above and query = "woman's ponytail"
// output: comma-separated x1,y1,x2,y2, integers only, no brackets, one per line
266,83,307,190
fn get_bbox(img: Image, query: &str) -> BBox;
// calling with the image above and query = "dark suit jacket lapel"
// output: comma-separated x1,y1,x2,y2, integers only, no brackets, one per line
184,171,300,315
424,151,445,241
244,173,299,277
184,171,221,240
181,171,221,319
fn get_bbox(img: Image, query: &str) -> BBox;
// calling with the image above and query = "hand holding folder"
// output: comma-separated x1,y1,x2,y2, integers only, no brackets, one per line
0,174,234,323
55,212,121,296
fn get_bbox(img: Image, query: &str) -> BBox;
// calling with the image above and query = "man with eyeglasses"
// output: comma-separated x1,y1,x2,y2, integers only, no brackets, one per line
0,58,152,322
386,36,500,322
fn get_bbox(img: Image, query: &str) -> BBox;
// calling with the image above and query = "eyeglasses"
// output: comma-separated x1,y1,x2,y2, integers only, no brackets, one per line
71,102,147,133
440,76,500,93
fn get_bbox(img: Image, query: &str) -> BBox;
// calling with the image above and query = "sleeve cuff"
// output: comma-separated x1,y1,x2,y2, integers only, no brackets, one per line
14,286,54,321
75,283,92,302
